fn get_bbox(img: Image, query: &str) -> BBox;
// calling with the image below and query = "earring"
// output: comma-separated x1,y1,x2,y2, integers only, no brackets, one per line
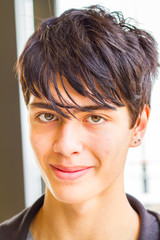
134,138,142,145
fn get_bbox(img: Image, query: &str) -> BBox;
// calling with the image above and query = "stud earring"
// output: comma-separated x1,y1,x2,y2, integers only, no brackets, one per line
134,139,138,144
134,138,142,145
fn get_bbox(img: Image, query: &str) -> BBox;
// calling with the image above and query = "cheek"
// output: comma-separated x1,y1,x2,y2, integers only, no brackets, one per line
90,129,130,165
88,132,111,157
30,127,52,159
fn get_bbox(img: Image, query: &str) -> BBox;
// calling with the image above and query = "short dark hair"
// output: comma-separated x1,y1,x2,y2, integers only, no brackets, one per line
17,5,158,128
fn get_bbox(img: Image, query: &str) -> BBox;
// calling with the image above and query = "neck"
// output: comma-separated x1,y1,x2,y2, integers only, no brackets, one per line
30,185,140,240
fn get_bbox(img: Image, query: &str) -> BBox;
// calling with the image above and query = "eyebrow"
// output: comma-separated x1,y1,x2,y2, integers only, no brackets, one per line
29,102,116,112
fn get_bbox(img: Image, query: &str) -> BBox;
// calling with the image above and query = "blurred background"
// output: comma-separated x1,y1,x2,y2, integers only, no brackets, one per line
0,0,160,222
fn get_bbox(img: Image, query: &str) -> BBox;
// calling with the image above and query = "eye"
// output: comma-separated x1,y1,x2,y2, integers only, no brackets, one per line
38,113,58,122
87,115,105,124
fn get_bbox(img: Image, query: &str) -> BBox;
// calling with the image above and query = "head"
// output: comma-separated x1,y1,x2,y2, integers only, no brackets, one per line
16,6,158,203
17,5,158,128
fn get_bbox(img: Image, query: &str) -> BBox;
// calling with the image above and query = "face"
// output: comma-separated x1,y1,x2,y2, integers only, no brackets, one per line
29,77,136,204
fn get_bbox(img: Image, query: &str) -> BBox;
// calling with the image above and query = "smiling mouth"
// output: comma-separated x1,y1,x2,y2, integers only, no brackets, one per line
50,165,93,181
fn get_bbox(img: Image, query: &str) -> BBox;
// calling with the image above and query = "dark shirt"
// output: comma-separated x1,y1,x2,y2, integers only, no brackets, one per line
0,194,160,240
129,194,160,239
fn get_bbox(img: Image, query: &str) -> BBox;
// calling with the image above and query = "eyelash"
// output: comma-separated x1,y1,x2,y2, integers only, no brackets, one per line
36,112,107,125
36,113,58,122
85,115,105,124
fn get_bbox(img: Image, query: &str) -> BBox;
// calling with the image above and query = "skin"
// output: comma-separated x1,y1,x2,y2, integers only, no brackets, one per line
28,77,149,240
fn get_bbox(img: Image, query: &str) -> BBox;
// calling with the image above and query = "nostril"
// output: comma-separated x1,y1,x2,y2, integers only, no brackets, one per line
73,151,79,155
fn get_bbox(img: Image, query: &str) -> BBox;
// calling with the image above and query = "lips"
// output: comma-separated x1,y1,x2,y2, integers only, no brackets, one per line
50,165,93,181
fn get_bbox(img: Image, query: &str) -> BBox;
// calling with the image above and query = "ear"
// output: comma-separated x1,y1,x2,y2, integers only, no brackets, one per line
130,105,150,147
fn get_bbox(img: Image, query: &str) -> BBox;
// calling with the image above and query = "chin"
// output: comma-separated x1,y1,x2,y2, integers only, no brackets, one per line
53,190,87,204
48,183,93,205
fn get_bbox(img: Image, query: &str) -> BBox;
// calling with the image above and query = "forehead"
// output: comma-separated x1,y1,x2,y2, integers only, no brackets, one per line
30,78,96,107
29,94,117,114
29,74,117,110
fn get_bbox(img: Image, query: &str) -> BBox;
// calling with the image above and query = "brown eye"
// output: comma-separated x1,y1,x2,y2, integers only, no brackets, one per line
39,113,57,122
87,115,104,124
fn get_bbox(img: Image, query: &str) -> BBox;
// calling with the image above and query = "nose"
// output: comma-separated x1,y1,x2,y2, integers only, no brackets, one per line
53,121,83,157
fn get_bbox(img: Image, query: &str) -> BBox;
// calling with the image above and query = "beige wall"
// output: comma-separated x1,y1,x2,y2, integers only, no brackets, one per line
33,0,55,28
0,0,25,222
